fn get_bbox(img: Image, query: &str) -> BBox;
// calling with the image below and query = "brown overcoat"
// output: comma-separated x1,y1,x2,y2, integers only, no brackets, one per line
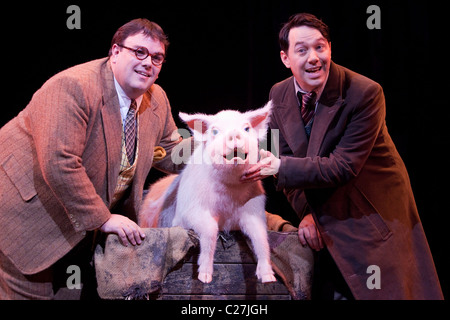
269,61,443,299
0,58,185,275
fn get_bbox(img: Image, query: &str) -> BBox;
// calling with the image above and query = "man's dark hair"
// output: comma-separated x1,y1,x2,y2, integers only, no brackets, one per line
279,13,330,52
109,18,169,55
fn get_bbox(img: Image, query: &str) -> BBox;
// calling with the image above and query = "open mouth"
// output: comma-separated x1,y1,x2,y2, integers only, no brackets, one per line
135,70,151,78
224,148,248,161
305,66,322,73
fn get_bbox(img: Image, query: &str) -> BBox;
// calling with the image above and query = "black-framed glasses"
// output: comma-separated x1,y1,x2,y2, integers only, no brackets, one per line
116,44,166,66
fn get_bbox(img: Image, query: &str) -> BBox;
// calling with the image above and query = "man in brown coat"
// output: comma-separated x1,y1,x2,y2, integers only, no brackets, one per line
0,19,188,299
242,13,443,299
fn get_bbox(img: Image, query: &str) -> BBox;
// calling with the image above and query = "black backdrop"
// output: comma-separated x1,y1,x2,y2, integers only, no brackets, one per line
2,0,448,298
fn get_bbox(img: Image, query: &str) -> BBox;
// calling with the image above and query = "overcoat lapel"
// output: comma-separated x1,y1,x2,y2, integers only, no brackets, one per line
307,62,344,157
276,78,309,157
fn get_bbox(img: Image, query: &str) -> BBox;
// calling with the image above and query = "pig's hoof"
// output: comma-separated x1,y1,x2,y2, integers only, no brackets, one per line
198,272,213,283
261,274,277,283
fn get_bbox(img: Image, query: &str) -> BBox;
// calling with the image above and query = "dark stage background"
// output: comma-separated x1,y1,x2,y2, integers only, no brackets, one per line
2,0,448,298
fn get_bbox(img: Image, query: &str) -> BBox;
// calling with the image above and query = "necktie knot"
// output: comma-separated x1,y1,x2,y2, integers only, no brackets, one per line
129,99,137,114
299,91,316,111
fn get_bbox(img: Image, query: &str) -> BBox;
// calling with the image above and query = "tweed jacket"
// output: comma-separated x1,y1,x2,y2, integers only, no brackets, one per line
269,61,443,299
0,58,185,274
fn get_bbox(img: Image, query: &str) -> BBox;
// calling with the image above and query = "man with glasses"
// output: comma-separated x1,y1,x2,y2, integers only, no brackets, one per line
0,18,188,299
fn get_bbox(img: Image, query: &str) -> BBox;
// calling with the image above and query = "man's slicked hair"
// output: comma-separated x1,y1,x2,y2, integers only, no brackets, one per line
279,13,331,52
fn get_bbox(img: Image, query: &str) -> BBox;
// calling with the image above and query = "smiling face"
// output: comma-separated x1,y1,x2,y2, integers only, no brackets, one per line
280,25,331,93
110,32,165,99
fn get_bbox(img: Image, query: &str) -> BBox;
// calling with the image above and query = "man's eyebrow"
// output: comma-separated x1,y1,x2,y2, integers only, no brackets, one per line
135,46,165,56
293,38,327,46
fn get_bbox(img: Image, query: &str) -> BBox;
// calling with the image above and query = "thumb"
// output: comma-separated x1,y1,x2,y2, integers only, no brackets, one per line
259,149,269,160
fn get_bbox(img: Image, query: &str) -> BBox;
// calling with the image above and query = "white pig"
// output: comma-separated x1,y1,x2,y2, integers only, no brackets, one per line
139,101,276,284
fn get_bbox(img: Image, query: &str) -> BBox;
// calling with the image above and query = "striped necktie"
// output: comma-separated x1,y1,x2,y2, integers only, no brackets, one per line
124,99,137,164
298,91,317,137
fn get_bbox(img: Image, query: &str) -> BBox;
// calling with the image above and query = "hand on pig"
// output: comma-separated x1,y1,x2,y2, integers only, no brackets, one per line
240,150,281,182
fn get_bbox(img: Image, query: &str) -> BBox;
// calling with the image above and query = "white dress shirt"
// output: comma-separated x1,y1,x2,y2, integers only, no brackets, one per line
113,77,143,130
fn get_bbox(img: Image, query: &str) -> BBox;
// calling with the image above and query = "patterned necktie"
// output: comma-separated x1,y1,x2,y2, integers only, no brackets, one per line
298,91,317,137
124,99,137,164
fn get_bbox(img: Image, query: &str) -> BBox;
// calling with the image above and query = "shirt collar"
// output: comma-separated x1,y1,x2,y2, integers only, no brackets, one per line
113,77,143,111
294,78,309,105
293,71,329,105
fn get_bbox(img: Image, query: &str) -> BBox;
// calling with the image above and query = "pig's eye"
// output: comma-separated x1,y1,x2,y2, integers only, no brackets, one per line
212,128,219,135
244,126,250,132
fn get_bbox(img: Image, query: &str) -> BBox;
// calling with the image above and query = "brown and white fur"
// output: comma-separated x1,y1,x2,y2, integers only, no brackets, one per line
139,102,276,284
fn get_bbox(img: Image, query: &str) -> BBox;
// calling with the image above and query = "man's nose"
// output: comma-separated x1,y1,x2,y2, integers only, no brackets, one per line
308,50,319,64
141,55,153,68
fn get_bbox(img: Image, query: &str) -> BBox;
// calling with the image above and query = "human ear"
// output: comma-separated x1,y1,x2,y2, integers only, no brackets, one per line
280,50,291,69
110,44,121,63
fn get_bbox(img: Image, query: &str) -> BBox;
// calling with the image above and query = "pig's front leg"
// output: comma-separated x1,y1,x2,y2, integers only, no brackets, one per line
195,217,219,284
239,210,276,283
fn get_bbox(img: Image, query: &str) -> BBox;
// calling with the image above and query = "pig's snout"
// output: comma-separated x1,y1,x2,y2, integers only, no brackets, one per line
225,129,246,149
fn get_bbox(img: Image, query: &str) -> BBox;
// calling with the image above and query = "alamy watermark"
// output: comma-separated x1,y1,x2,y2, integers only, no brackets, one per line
169,126,280,166
66,264,81,290
366,264,381,290
66,5,381,32
367,5,381,30
66,5,81,30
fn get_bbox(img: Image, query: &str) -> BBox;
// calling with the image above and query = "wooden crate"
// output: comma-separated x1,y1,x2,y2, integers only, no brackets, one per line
155,231,291,300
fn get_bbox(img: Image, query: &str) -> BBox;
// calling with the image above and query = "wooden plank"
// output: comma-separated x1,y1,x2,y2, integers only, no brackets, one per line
157,231,291,299
162,263,289,296
185,231,257,264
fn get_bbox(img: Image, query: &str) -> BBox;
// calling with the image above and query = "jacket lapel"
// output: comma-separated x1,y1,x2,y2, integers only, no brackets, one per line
307,62,344,157
135,90,160,172
100,59,123,203
129,86,163,215
275,77,309,157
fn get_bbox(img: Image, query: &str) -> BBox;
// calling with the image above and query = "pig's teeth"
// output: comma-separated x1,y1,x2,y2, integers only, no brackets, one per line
224,148,247,161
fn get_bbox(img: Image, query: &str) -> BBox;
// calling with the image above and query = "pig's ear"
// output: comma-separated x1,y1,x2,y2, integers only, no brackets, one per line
179,112,210,141
246,101,273,139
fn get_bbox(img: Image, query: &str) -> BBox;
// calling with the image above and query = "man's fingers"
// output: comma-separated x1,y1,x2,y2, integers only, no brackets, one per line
131,225,145,245
298,228,308,247
240,165,263,182
308,224,324,250
240,150,280,183
241,172,263,182
102,215,146,247
259,149,270,160
117,229,129,247
125,224,146,246
298,225,324,251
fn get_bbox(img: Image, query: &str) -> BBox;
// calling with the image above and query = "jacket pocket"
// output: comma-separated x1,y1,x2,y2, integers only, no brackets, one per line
1,154,37,202
350,185,392,241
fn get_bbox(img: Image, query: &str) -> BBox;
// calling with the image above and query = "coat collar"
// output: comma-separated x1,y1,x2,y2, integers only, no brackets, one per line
274,61,344,157
307,62,344,156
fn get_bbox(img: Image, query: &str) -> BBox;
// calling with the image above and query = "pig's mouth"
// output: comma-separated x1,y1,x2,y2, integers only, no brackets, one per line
224,148,248,162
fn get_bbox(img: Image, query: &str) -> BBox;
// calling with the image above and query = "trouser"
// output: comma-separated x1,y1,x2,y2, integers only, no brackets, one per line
0,233,98,300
